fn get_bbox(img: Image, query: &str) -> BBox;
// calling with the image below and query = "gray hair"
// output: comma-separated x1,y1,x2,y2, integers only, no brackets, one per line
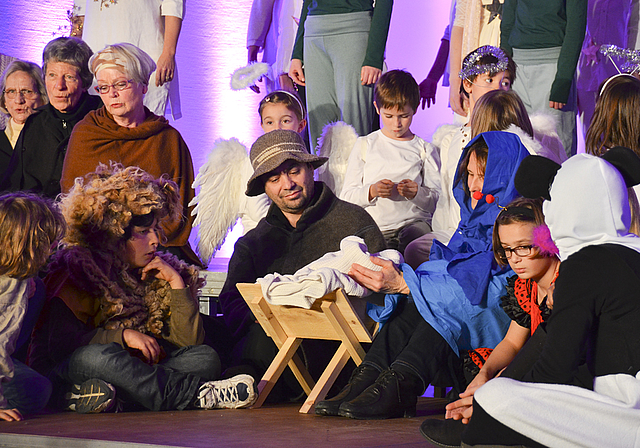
42,37,94,89
0,60,48,116
89,43,157,85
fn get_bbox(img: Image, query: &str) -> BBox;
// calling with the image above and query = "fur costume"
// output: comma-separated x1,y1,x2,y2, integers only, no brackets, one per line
53,163,202,336
46,248,201,337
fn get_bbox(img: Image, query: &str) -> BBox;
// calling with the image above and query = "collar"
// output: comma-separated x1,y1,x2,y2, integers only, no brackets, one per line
266,182,333,231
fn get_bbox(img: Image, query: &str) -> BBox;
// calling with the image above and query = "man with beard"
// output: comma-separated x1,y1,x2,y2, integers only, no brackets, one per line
217,129,386,400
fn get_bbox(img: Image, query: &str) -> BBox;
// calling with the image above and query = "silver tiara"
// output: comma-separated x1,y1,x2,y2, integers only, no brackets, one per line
600,44,640,75
459,45,509,80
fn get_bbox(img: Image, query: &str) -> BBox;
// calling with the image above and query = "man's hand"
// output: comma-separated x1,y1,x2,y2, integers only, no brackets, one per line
289,59,305,86
549,101,565,110
369,179,395,200
397,179,418,200
0,409,22,422
419,77,438,109
141,256,185,289
349,257,410,295
123,329,162,364
361,66,382,86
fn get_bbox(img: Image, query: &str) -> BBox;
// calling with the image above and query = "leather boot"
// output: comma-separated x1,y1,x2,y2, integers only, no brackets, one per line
337,368,420,420
315,364,380,416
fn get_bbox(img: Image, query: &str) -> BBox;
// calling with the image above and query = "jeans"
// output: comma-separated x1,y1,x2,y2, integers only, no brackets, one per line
363,296,464,393
54,342,220,411
3,359,52,414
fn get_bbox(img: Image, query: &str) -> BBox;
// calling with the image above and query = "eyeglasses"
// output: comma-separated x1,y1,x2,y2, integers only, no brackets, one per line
3,89,39,100
501,245,534,259
94,79,135,94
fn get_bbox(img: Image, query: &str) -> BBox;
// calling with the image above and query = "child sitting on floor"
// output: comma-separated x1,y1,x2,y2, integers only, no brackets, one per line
29,163,257,413
340,69,440,253
0,192,65,421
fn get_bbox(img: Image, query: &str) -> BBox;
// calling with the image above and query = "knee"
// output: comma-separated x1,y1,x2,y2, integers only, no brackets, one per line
68,343,126,374
404,236,432,270
195,345,221,380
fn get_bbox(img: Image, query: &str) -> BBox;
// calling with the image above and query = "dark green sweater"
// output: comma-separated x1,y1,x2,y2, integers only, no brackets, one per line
500,0,587,104
291,0,393,69
219,182,386,339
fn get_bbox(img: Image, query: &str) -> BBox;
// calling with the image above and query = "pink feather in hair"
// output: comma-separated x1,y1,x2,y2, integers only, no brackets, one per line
531,224,559,256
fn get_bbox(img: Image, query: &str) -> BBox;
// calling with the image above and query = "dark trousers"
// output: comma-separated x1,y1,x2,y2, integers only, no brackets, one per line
53,342,220,411
363,296,464,393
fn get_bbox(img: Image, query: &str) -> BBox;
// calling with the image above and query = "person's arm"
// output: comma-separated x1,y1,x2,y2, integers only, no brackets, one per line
360,0,393,85
401,142,440,212
445,320,530,423
523,255,597,385
419,32,450,110
448,25,465,116
548,0,588,107
289,0,310,85
0,279,28,414
339,138,375,207
247,0,276,62
155,15,182,87
349,256,410,295
500,0,516,56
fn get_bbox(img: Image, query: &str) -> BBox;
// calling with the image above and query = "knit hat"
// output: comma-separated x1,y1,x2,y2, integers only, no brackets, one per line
246,130,327,196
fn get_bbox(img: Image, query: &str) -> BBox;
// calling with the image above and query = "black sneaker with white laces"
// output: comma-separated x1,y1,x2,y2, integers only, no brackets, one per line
66,379,117,414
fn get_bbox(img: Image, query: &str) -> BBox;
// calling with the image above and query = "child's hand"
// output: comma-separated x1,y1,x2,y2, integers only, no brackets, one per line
369,179,395,200
397,179,418,200
123,329,162,364
141,256,185,289
0,408,22,422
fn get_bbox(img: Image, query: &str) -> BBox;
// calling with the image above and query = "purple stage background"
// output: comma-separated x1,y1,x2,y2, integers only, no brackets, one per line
0,1,452,259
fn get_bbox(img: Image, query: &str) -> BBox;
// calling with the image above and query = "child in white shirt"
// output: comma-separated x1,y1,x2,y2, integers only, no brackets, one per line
340,70,440,253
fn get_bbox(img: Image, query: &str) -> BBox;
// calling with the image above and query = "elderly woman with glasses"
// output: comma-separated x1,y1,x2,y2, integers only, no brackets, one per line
61,43,200,266
0,38,102,198
0,60,48,174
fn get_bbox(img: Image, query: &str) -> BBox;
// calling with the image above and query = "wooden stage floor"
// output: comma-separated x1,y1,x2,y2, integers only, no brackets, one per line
0,397,448,448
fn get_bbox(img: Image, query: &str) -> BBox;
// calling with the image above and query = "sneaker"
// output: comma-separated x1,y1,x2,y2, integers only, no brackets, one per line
66,379,116,414
196,374,258,409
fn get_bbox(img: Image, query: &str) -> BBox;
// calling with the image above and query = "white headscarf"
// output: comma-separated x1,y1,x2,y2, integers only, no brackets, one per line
543,153,640,261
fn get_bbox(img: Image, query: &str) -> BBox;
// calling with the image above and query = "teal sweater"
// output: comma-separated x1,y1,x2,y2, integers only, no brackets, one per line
500,0,587,104
291,0,393,70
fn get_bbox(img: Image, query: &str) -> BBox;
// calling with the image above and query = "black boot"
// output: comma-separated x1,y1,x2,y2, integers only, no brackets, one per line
337,368,420,419
420,417,465,448
315,364,380,416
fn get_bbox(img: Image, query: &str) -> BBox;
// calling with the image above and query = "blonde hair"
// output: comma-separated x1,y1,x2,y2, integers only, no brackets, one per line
470,90,534,138
89,43,157,85
0,192,65,280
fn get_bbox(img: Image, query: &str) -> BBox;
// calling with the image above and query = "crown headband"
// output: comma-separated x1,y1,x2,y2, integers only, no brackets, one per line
599,44,640,76
459,45,509,80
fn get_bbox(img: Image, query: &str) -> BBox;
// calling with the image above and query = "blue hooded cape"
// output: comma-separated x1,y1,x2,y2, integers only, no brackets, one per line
369,131,530,354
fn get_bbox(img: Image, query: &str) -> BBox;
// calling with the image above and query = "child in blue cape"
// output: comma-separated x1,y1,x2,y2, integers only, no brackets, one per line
315,131,529,420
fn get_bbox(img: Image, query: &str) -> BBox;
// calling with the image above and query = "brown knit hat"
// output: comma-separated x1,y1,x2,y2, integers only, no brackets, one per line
246,130,327,196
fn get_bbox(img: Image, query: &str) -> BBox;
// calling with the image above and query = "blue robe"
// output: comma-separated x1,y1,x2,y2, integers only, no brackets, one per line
369,131,530,354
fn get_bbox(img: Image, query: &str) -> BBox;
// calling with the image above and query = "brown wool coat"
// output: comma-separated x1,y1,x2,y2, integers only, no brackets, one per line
61,107,196,254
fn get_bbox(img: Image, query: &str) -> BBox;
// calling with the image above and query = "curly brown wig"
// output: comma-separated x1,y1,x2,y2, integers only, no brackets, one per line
60,162,181,248
53,162,201,336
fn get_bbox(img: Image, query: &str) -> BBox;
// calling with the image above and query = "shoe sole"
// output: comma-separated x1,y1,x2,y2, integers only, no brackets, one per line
66,379,114,414
420,429,461,448
314,405,342,416
338,407,416,420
